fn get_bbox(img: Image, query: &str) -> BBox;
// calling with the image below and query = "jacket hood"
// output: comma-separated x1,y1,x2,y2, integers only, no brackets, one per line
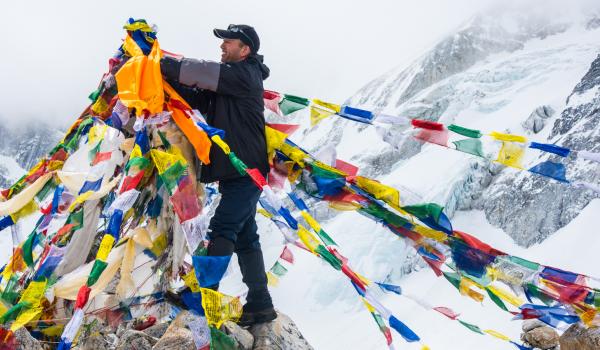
249,54,270,80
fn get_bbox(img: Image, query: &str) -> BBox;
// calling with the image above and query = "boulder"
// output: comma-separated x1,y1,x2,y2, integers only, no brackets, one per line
13,327,43,350
222,321,254,350
116,329,158,350
522,319,547,332
249,312,313,350
559,323,600,350
521,326,559,349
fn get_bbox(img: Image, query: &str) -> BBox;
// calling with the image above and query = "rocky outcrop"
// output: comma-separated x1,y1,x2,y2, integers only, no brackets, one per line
522,106,555,134
481,54,600,246
559,323,600,350
520,320,559,349
249,312,313,350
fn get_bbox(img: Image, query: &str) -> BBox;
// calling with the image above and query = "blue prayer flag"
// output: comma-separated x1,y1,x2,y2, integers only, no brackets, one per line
376,282,402,295
79,178,102,195
339,105,374,124
529,161,568,183
192,255,232,288
107,209,123,240
389,315,420,342
277,207,298,230
0,216,14,231
288,193,309,211
529,142,570,157
196,122,225,138
134,129,150,154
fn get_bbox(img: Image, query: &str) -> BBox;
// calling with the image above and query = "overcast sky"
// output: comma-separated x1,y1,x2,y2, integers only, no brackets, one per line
0,0,500,127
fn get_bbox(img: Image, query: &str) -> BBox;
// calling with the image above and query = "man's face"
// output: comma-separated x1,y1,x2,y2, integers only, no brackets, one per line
220,39,250,63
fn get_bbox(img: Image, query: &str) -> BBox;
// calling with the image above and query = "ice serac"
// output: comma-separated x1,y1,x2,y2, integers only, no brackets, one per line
482,54,600,246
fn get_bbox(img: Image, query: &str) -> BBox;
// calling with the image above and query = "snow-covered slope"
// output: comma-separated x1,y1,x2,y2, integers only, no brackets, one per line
248,7,600,350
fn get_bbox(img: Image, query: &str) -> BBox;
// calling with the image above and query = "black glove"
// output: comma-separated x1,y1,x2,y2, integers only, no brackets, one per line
160,56,182,82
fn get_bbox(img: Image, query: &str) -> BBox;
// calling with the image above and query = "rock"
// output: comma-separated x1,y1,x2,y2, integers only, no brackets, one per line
13,327,43,350
152,326,196,350
143,322,169,339
153,311,196,350
559,323,600,350
116,329,158,350
81,322,118,350
249,312,313,350
222,321,254,350
522,319,547,332
521,326,559,349
522,106,554,133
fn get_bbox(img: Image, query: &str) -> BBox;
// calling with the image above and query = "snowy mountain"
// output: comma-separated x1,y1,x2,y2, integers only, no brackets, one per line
251,6,600,350
0,123,63,188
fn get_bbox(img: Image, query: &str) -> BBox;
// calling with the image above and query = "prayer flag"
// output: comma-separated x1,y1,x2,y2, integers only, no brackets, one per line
264,90,282,115
529,142,570,157
279,94,310,115
453,139,485,157
193,255,232,288
310,105,335,126
496,141,526,169
448,124,482,138
528,161,568,182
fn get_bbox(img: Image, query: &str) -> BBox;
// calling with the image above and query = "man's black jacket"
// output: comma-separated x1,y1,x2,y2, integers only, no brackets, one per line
161,54,270,183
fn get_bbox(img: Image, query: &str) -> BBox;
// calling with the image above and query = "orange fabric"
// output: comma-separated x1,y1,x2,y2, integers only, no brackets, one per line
164,82,212,164
115,36,164,116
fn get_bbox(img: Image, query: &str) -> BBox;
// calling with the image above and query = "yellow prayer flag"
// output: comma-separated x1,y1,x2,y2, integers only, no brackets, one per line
122,34,144,57
484,329,511,341
123,21,155,33
149,233,168,257
297,225,320,254
413,225,447,242
280,142,308,167
421,346,431,350
459,277,485,303
96,234,115,262
182,269,202,293
210,135,231,155
11,306,42,332
355,176,400,208
312,99,341,113
361,298,376,313
300,211,321,233
267,272,279,287
20,280,48,305
310,105,335,127
130,144,143,160
328,201,361,211
41,324,65,337
580,309,597,326
149,148,187,174
489,131,527,143
10,200,39,223
91,97,109,115
487,285,524,307
496,141,526,169
200,288,243,328
265,126,288,161
69,191,94,212
257,208,273,218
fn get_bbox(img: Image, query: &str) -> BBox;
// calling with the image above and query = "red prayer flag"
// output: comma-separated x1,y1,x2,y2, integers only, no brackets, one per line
453,230,505,256
335,159,359,176
120,170,145,193
279,246,294,264
92,151,112,165
414,128,449,147
411,119,445,130
245,168,268,189
433,306,460,320
422,256,444,277
75,285,92,309
268,167,287,190
264,90,282,115
266,123,300,135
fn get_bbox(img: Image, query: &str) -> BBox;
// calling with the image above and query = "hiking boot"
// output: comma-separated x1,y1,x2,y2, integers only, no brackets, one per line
237,306,278,327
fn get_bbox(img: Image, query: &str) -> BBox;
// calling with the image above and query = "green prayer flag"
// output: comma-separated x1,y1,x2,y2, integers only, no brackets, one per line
2,275,20,303
125,157,151,174
270,261,288,277
210,326,238,350
485,287,508,312
315,245,342,270
448,124,482,138
228,152,248,175
453,139,485,157
87,260,109,286
36,177,57,202
311,163,343,179
360,204,413,228
160,161,186,194
458,320,484,334
157,130,171,148
88,140,102,162
402,203,444,223
525,283,555,306
22,232,37,267
443,272,462,290
279,94,310,116
316,229,337,246
88,83,104,102
66,208,85,231
0,301,31,324
506,256,540,271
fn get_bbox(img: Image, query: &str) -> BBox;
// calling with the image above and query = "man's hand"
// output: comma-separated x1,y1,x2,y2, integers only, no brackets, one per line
160,56,182,82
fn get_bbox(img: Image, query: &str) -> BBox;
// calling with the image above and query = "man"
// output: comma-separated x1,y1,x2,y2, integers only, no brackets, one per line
160,24,276,326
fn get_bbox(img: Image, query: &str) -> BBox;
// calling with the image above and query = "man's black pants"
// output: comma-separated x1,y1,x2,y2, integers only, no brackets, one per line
207,176,273,311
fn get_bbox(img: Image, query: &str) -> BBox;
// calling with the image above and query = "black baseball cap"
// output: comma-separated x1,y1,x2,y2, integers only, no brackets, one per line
213,24,260,53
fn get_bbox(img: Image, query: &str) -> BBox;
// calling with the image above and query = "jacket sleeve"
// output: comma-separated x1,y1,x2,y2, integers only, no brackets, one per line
174,57,251,97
